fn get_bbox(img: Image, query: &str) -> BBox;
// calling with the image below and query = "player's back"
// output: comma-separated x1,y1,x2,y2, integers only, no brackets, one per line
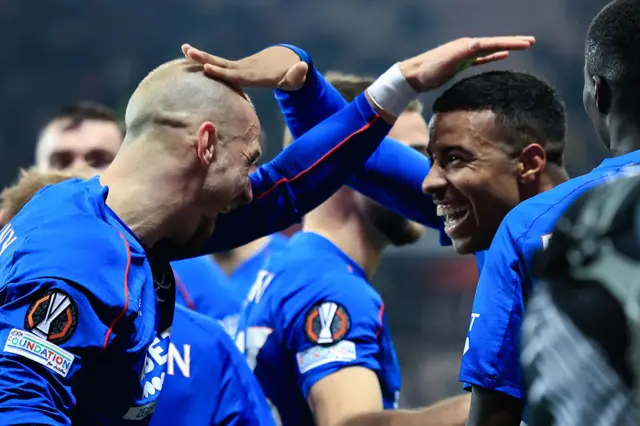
0,177,173,425
462,151,640,403
230,233,288,301
236,232,400,426
171,255,243,335
151,304,274,426
503,152,640,291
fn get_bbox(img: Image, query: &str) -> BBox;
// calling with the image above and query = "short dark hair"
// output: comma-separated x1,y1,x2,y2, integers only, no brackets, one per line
48,101,123,135
586,0,640,86
432,71,566,166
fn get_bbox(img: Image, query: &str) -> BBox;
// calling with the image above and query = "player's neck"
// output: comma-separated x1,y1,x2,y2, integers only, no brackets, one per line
100,144,198,247
213,236,272,275
608,115,640,157
303,207,384,279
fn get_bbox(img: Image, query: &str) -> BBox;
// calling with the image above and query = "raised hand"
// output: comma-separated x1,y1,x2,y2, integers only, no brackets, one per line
399,36,536,92
181,44,308,91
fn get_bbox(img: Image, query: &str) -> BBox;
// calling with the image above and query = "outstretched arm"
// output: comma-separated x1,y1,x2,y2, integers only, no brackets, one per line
204,92,391,253
274,45,441,230
182,36,536,254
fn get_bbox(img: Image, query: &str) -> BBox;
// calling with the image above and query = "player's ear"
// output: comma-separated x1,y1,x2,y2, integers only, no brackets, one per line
518,143,546,184
197,121,217,166
593,76,612,115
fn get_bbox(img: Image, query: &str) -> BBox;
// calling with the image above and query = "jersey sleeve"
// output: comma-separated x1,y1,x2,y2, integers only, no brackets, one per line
459,219,525,400
198,91,390,254
212,322,276,426
280,272,384,398
0,277,131,425
273,44,448,242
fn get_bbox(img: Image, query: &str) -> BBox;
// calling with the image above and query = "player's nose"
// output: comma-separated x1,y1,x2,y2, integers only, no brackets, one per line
421,164,447,197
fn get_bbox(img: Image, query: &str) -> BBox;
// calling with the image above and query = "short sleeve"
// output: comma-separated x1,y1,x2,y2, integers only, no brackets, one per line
460,221,525,400
280,273,383,398
0,278,130,424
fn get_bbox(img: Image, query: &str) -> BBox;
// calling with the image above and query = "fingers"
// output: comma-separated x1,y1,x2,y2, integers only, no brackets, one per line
202,63,248,85
468,36,535,54
472,51,510,66
181,44,233,69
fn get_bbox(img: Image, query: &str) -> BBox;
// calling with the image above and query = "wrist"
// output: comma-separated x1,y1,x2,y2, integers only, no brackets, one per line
365,63,419,119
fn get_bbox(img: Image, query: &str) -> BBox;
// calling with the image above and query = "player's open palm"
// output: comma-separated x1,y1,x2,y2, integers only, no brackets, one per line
400,36,536,92
181,44,308,91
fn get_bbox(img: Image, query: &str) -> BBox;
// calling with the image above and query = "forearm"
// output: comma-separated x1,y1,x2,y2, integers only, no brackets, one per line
275,45,445,234
201,92,390,253
340,394,470,426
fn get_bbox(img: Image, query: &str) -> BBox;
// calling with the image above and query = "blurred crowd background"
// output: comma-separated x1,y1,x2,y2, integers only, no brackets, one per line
0,0,610,407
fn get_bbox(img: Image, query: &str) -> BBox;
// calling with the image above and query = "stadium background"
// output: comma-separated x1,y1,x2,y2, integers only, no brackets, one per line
0,0,609,407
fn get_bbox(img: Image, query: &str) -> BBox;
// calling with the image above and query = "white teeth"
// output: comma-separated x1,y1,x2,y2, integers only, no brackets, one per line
436,205,469,217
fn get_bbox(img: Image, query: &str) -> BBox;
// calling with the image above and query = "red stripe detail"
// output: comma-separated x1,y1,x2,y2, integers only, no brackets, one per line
376,303,385,337
174,271,196,311
256,115,381,200
103,231,131,349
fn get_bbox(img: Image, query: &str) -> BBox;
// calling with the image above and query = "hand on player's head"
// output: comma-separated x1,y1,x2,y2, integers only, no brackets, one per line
181,44,308,91
399,36,536,92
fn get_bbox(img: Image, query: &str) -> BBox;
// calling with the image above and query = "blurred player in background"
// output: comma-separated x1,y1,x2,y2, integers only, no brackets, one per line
0,37,527,423
234,71,429,426
213,132,290,301
464,1,640,424
522,175,639,426
0,168,276,426
35,101,123,172
33,101,243,332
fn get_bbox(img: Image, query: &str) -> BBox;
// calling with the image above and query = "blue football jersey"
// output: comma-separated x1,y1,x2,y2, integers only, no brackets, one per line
229,234,289,301
151,304,275,426
0,177,174,425
461,151,640,400
236,232,401,426
172,256,242,336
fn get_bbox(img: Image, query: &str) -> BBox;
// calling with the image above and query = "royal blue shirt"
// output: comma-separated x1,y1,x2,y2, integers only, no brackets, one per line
236,232,401,426
461,151,640,401
0,83,392,424
229,234,289,302
172,256,242,335
151,305,275,426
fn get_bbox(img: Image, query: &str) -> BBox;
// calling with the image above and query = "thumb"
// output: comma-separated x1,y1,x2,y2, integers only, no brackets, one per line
278,61,308,91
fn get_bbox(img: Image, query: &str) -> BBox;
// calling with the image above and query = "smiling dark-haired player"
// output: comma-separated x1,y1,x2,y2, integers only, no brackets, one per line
464,0,640,424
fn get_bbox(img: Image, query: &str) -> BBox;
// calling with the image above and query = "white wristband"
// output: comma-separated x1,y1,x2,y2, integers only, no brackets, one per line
366,63,419,118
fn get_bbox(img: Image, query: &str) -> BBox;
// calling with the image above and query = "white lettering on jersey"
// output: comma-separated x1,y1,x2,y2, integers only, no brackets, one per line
0,224,17,257
463,313,480,355
246,270,275,305
142,328,170,399
236,326,273,372
541,233,552,250
167,343,191,378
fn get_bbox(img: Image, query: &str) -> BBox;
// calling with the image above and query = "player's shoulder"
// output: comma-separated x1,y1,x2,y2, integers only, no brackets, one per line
502,172,611,248
173,304,227,346
3,178,146,307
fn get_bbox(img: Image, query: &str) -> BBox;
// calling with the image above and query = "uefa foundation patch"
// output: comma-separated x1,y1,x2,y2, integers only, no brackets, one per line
4,328,75,377
296,340,357,374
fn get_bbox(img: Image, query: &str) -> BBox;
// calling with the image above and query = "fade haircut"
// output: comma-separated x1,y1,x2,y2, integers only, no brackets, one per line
0,168,93,226
432,70,566,166
282,71,423,147
586,0,640,104
44,101,123,137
